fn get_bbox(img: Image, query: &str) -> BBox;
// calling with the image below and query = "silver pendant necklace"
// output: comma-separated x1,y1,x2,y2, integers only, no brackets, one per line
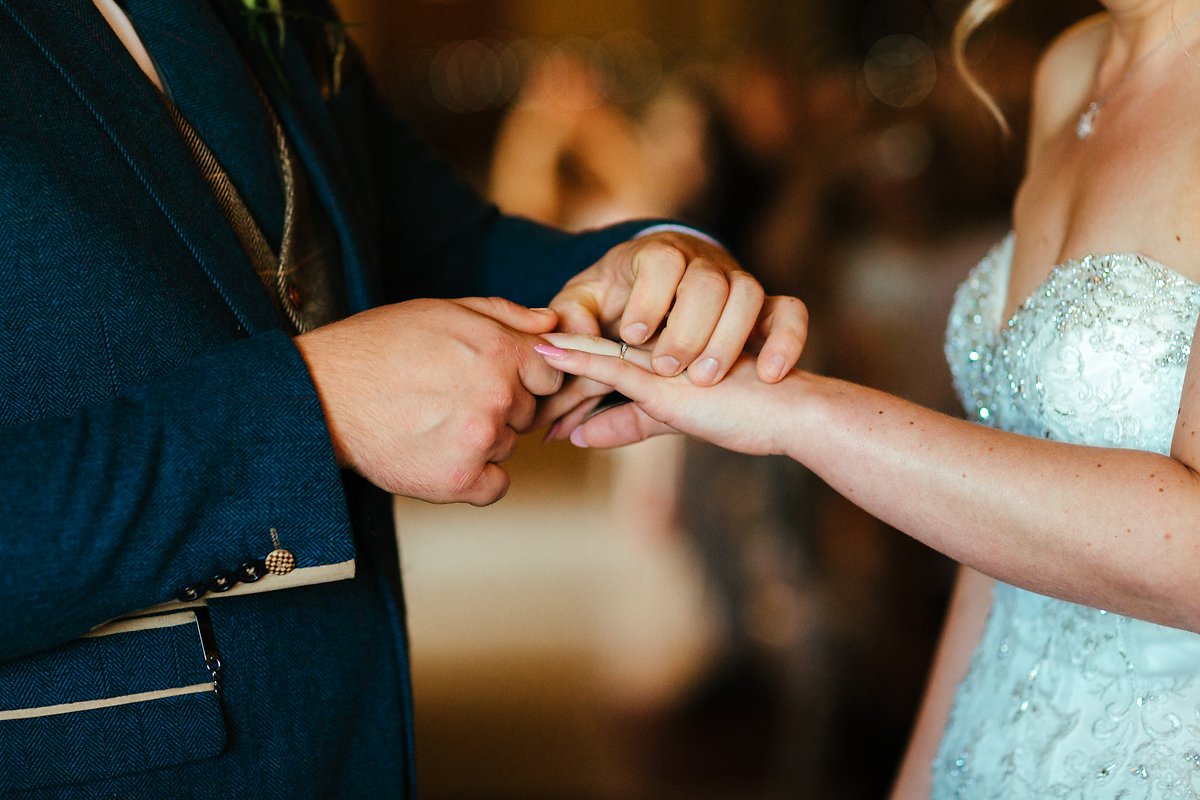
1077,7,1200,140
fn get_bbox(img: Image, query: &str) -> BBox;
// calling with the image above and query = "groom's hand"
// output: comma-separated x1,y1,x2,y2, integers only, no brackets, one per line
296,298,563,506
542,230,807,438
549,230,808,387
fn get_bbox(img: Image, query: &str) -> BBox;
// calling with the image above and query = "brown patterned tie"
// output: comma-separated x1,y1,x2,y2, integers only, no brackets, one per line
163,90,345,333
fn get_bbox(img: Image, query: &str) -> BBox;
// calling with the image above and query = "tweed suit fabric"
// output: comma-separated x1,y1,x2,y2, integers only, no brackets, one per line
1,622,226,791
122,0,288,250
3,694,227,793
0,0,676,796
3,622,214,712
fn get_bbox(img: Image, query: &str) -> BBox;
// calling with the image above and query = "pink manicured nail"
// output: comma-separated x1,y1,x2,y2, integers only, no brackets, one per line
543,420,562,443
570,428,590,448
535,343,568,360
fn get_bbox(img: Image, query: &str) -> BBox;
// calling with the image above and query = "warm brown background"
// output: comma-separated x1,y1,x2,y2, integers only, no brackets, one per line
330,2,1096,798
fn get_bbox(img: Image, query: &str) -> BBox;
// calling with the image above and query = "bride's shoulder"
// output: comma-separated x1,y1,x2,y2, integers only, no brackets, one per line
1036,12,1108,81
1028,14,1108,148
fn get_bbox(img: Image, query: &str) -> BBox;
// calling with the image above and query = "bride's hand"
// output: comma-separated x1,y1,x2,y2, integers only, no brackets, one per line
534,332,804,455
535,292,808,447
531,333,658,439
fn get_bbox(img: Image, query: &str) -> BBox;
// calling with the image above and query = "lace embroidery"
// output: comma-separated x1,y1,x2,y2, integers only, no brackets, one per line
935,236,1200,798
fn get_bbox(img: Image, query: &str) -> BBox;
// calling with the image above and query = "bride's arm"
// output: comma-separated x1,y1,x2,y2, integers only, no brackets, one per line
890,566,992,799
534,338,1200,634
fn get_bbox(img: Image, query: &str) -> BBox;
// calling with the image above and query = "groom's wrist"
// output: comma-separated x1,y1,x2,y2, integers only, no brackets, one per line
634,223,723,249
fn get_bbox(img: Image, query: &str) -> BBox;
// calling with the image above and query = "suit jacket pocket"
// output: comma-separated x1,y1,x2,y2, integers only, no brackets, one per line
0,609,225,792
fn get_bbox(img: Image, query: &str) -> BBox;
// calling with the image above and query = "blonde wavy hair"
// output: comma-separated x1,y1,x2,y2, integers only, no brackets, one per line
953,0,1013,132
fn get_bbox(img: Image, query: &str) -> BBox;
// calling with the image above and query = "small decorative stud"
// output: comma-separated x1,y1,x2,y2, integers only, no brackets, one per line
265,528,296,576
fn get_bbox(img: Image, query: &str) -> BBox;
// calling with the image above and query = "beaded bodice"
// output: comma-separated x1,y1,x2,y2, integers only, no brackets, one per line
935,234,1200,798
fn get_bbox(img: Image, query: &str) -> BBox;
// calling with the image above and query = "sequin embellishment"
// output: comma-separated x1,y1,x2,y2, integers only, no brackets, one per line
934,235,1200,798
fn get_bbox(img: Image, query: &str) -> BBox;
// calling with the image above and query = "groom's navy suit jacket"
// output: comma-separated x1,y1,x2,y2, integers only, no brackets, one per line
0,1,658,796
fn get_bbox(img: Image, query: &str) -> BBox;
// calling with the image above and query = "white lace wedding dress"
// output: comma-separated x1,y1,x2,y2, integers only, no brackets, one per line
935,234,1200,797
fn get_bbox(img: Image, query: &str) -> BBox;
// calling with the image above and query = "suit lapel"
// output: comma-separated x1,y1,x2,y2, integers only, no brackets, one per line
0,0,281,335
120,0,288,252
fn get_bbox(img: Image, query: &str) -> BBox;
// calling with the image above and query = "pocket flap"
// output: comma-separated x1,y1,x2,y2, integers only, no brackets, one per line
0,610,226,791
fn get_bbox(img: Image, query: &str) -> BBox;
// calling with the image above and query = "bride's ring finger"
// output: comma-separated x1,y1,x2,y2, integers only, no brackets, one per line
541,332,654,370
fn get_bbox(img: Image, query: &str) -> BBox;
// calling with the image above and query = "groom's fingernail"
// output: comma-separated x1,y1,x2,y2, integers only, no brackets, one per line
692,357,719,384
570,428,590,448
624,322,649,344
765,355,787,380
653,355,681,375
534,343,568,360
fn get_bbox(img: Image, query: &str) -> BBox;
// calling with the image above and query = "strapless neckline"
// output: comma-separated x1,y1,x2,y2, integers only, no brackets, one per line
993,232,1200,337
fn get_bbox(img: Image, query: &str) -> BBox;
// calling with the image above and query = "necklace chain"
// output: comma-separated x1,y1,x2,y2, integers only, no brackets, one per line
1077,6,1200,140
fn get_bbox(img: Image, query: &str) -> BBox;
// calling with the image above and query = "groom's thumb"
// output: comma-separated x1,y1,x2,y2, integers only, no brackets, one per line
456,297,558,334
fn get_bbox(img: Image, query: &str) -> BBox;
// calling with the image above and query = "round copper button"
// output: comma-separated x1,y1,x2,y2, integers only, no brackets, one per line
265,548,296,575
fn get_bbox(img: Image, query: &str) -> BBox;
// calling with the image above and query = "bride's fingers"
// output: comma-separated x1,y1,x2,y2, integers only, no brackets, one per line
532,374,608,430
541,331,620,357
754,295,808,383
542,392,605,442
535,333,657,441
533,342,662,406
541,331,655,371
568,402,676,449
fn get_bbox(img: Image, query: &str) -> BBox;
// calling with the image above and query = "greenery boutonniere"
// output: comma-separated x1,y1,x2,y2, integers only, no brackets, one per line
238,0,352,98
240,0,285,49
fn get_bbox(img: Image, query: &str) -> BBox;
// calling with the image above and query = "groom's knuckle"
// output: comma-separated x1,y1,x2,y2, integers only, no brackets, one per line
636,241,685,275
682,262,728,294
459,418,497,453
730,271,764,299
665,328,708,353
480,295,513,316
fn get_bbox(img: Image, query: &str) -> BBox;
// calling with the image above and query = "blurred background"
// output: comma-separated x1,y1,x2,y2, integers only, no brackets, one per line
331,1,1095,797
